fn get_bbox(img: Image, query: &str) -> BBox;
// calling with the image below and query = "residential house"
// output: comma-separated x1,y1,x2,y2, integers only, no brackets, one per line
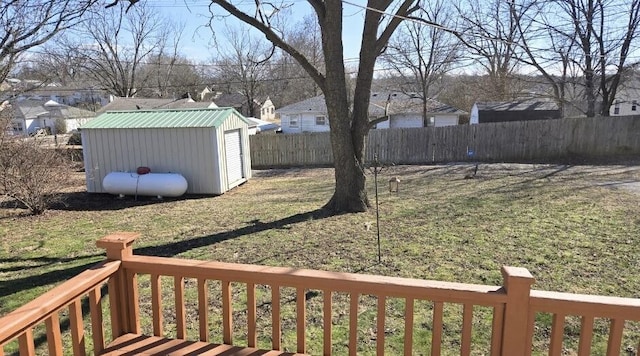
610,77,640,116
470,100,561,124
371,92,465,128
244,116,280,135
276,95,329,133
199,86,214,101
208,92,261,118
260,97,276,121
276,92,466,133
199,88,275,120
2,79,110,108
96,97,217,114
9,99,96,135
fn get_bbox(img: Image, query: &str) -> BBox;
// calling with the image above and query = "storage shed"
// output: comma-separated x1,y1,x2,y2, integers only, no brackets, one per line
81,108,252,195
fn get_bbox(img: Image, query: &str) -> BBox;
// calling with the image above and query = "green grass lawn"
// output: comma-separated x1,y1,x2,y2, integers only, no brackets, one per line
2,163,640,354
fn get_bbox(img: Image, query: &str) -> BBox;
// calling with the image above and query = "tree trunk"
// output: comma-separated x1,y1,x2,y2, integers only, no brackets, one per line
320,0,368,213
324,120,369,213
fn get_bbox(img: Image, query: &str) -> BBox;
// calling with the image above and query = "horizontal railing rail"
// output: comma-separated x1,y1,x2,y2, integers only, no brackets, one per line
123,256,508,305
0,260,121,355
528,290,640,356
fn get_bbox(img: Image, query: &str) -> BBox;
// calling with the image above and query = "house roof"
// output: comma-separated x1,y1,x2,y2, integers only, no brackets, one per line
244,117,280,131
277,92,466,116
475,100,559,112
370,92,467,116
11,99,96,119
96,97,214,114
276,95,327,114
81,108,247,129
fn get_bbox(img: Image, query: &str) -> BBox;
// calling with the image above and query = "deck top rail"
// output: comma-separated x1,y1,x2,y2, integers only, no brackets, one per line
2,232,640,355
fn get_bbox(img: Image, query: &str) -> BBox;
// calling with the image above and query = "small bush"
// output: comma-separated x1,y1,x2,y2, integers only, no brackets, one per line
54,118,67,135
0,108,71,215
67,131,82,145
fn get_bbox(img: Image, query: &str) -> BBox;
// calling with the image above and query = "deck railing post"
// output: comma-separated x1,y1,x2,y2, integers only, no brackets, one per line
96,232,140,337
500,266,535,355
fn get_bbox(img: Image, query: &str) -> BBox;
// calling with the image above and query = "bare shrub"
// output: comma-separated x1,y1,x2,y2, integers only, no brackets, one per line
0,105,71,215
54,118,67,135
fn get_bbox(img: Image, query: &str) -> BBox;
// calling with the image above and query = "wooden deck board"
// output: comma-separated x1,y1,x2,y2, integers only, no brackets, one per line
101,333,307,356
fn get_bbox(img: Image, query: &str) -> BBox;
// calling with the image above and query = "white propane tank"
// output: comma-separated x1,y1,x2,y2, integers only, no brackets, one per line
103,172,188,198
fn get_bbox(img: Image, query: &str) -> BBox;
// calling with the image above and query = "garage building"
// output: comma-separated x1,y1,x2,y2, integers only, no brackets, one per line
81,108,251,195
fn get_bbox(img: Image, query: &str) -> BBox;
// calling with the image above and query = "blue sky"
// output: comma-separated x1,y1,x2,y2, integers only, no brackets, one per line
149,0,365,63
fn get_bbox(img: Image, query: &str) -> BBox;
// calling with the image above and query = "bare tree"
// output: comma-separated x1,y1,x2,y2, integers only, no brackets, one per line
212,26,273,117
268,15,325,107
508,1,582,117
562,0,638,117
0,0,98,83
454,0,525,100
136,22,208,98
510,0,640,117
69,0,176,97
0,105,71,215
21,36,91,86
200,0,421,212
105,0,418,212
381,0,461,122
137,54,206,98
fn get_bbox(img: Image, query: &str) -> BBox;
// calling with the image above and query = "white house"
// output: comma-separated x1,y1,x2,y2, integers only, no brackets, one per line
9,99,96,135
260,97,276,121
244,116,280,135
276,96,329,134
371,92,465,128
610,79,640,116
4,80,110,108
276,92,465,133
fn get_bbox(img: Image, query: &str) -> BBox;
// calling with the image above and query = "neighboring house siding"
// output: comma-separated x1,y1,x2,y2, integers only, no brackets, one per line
434,115,459,127
610,100,639,116
260,98,276,121
82,128,218,194
65,117,93,132
281,114,301,133
281,113,328,133
376,114,458,129
301,113,329,132
389,114,422,129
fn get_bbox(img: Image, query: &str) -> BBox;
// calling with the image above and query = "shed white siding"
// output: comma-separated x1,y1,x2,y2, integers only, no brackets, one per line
82,108,252,196
216,113,252,191
83,127,218,194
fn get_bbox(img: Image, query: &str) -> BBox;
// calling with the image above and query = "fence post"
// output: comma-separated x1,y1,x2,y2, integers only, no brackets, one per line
500,266,535,355
96,232,140,336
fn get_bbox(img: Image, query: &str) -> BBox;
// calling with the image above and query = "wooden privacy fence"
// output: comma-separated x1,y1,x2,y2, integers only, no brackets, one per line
250,115,640,168
2,233,640,355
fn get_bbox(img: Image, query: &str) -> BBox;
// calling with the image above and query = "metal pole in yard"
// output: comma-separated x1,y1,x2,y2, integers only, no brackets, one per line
373,154,381,263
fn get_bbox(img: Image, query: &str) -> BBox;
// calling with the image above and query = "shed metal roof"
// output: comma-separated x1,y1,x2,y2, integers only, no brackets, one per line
81,108,246,129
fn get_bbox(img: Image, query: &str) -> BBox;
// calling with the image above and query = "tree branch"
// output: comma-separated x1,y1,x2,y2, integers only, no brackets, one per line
210,0,326,92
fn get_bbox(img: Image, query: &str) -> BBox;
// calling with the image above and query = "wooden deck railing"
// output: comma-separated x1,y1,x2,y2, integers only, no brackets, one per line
1,232,640,355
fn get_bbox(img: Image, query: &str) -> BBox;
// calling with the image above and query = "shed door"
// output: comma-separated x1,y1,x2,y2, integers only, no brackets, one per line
224,130,244,186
